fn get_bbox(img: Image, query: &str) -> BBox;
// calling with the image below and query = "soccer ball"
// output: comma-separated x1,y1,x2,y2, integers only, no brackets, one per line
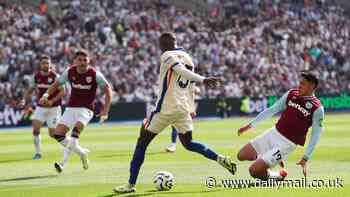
153,171,175,191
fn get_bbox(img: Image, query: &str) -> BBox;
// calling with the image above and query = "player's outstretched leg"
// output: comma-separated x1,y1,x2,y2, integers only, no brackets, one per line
178,131,237,175
67,123,89,170
238,143,287,180
32,120,43,160
114,123,157,193
166,126,177,152
52,124,70,173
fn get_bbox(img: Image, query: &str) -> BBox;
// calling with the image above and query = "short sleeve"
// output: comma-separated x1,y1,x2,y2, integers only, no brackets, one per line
162,53,182,70
96,71,110,88
57,69,69,85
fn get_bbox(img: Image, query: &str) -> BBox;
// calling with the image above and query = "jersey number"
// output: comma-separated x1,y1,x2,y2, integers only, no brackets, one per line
272,149,282,161
177,64,193,89
177,76,189,88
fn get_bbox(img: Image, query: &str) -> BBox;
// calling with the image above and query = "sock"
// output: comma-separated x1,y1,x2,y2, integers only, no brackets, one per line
171,127,177,144
60,137,70,147
69,137,86,157
216,154,225,162
53,133,70,147
71,127,80,138
185,141,218,161
129,142,148,185
33,135,41,154
61,146,72,166
268,169,282,179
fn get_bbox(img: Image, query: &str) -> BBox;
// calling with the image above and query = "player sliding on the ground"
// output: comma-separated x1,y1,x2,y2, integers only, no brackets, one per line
114,32,237,194
39,50,112,173
237,72,324,180
20,55,64,160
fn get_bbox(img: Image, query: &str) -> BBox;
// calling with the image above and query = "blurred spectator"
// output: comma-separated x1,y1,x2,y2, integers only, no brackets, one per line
0,0,349,109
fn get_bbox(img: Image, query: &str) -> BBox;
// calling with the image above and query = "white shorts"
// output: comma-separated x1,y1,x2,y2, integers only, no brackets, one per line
250,127,296,167
145,111,193,134
58,107,94,129
32,106,61,128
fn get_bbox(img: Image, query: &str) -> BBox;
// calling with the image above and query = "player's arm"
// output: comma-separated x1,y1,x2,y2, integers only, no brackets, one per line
297,106,324,176
238,91,289,136
39,69,68,105
46,86,65,107
164,55,219,87
96,71,113,121
303,107,324,160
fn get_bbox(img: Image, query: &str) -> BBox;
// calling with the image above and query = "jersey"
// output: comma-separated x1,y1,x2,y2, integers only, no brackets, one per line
57,66,109,111
276,89,323,145
34,70,61,107
156,48,196,115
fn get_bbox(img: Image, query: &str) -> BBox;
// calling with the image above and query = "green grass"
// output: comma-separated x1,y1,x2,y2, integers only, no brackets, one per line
0,114,348,197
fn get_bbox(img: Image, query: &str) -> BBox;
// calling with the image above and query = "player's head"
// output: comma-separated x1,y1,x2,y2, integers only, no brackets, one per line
159,32,177,52
299,72,318,96
39,55,51,72
74,49,90,71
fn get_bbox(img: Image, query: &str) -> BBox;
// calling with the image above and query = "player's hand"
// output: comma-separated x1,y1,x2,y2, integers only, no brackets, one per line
203,77,221,88
97,108,109,123
238,124,252,136
190,112,196,119
39,97,48,106
296,158,307,177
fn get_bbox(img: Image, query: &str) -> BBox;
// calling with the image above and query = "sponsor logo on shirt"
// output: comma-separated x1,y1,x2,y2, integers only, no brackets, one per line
37,84,51,88
72,83,92,90
288,100,311,117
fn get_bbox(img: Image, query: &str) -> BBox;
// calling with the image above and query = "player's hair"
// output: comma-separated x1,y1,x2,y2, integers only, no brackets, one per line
39,55,50,61
301,72,319,88
160,32,175,40
75,49,89,58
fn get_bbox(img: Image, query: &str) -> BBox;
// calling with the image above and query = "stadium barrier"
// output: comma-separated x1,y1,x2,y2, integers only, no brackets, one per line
1,92,349,128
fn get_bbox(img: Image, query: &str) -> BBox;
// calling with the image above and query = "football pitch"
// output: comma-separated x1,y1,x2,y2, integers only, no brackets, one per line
0,113,348,197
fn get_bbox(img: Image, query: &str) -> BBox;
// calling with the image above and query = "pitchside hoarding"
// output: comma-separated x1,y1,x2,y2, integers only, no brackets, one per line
1,93,349,128
241,93,350,114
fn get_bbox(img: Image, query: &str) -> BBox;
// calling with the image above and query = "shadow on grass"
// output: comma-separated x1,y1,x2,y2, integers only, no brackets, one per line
100,151,167,158
0,175,57,182
0,158,32,164
99,188,223,197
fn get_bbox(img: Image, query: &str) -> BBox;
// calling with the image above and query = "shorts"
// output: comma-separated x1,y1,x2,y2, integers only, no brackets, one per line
58,107,94,129
145,111,193,134
32,106,61,128
250,127,296,167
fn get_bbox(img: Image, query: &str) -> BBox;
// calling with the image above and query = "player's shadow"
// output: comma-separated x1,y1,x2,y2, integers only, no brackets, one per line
0,158,32,164
99,151,167,158
0,175,57,182
101,189,222,197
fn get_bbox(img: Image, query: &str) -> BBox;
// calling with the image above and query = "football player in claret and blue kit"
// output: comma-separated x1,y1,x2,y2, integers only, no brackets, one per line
237,72,324,180
39,50,112,173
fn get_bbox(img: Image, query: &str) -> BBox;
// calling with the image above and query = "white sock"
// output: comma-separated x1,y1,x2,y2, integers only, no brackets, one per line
268,169,282,179
33,135,41,154
70,137,86,157
59,137,70,147
217,154,225,163
61,146,72,167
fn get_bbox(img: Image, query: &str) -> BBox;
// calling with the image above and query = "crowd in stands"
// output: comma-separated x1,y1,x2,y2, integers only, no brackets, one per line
0,0,349,109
